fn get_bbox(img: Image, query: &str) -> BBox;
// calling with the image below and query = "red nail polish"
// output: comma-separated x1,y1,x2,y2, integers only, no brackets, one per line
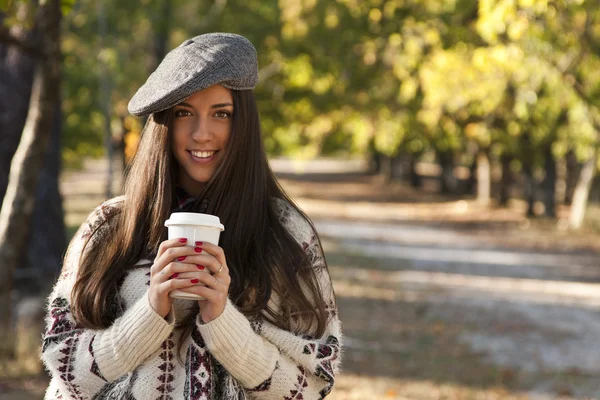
179,238,188,243
195,241,203,246
191,279,199,284
194,247,202,253
171,273,179,278
177,256,186,261
197,265,205,270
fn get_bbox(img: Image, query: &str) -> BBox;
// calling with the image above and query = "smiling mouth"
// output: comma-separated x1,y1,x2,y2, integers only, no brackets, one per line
190,150,217,159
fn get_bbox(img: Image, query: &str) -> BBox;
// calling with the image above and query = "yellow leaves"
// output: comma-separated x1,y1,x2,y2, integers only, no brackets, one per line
507,121,521,137
283,54,314,89
307,115,334,139
312,74,335,94
279,0,302,21
518,0,548,13
343,113,374,153
404,36,424,58
66,113,81,131
417,108,442,130
476,0,509,43
373,109,406,156
398,77,418,103
279,0,316,39
72,13,87,29
476,0,551,44
383,1,397,19
282,20,309,39
369,8,382,23
363,52,377,65
392,61,409,80
62,36,79,53
97,48,118,70
325,7,339,28
264,35,279,49
272,112,338,159
388,33,402,47
507,14,528,40
123,116,142,163
465,122,491,146
362,39,380,65
423,28,441,47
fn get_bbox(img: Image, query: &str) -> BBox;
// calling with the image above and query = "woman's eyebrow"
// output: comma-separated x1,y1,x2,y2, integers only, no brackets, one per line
211,102,233,108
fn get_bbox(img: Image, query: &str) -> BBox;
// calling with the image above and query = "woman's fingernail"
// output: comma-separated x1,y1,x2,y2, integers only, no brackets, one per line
179,238,188,243
177,256,186,261
197,265,205,270
191,279,199,284
195,241,203,246
171,273,179,278
194,247,202,253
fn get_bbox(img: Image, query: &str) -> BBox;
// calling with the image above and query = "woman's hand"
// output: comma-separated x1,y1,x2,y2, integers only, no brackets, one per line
148,238,205,318
175,241,231,323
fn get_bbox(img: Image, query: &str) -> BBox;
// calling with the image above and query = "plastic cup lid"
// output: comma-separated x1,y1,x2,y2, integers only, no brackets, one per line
164,212,224,231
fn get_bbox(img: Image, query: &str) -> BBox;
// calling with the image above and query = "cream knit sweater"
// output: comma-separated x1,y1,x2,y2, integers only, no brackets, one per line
41,197,342,399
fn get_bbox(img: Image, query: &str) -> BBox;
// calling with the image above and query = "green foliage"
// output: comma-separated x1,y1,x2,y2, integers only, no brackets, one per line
53,0,600,171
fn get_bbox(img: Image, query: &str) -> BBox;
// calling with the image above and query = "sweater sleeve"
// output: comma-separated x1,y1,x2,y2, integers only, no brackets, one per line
41,199,174,398
196,203,342,399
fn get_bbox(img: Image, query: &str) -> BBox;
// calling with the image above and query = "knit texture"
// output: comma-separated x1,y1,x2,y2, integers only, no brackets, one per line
128,32,259,116
41,197,342,399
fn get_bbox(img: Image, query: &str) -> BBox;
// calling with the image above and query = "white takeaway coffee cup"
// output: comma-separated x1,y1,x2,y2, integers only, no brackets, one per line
164,212,225,300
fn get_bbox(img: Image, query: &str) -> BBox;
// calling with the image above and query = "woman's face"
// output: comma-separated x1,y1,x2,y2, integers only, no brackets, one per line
171,84,233,196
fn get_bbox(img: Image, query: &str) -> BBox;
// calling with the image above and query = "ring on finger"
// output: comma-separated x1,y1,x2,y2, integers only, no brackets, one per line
160,270,166,275
213,276,218,286
215,264,224,275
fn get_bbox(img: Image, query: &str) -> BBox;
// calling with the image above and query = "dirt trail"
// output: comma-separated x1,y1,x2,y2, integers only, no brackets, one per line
275,160,600,400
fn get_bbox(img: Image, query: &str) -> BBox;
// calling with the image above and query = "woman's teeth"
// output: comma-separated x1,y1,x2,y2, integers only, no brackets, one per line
191,151,215,158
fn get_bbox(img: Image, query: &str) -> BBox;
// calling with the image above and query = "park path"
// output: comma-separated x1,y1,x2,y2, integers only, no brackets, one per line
272,159,600,400
50,158,600,399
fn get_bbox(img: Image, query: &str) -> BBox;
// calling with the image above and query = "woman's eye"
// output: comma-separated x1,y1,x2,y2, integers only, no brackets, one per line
214,110,231,119
175,109,192,118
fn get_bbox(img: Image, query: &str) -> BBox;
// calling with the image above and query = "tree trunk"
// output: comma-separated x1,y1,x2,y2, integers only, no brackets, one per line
0,0,62,356
370,151,382,175
0,43,65,297
543,145,557,218
0,26,36,195
476,150,491,205
569,152,597,229
523,161,536,217
20,103,65,295
466,156,476,195
564,151,579,205
154,0,172,68
409,152,422,188
438,150,457,194
556,155,567,206
499,154,512,206
380,155,393,183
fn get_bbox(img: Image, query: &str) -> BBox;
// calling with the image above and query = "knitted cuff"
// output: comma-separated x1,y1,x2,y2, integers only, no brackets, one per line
94,290,175,382
196,299,279,388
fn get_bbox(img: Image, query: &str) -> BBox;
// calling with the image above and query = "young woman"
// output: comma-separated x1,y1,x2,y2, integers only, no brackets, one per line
42,33,342,399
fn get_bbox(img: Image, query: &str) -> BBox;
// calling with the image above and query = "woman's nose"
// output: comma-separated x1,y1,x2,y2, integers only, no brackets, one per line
192,118,212,141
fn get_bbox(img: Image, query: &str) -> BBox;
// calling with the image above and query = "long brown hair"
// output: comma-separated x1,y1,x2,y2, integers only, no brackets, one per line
71,89,329,350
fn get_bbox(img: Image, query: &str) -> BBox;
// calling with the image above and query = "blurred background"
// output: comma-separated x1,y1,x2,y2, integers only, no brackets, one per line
1,0,600,399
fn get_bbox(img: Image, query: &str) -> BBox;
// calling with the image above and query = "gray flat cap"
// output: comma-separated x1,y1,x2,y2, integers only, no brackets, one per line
128,32,258,116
